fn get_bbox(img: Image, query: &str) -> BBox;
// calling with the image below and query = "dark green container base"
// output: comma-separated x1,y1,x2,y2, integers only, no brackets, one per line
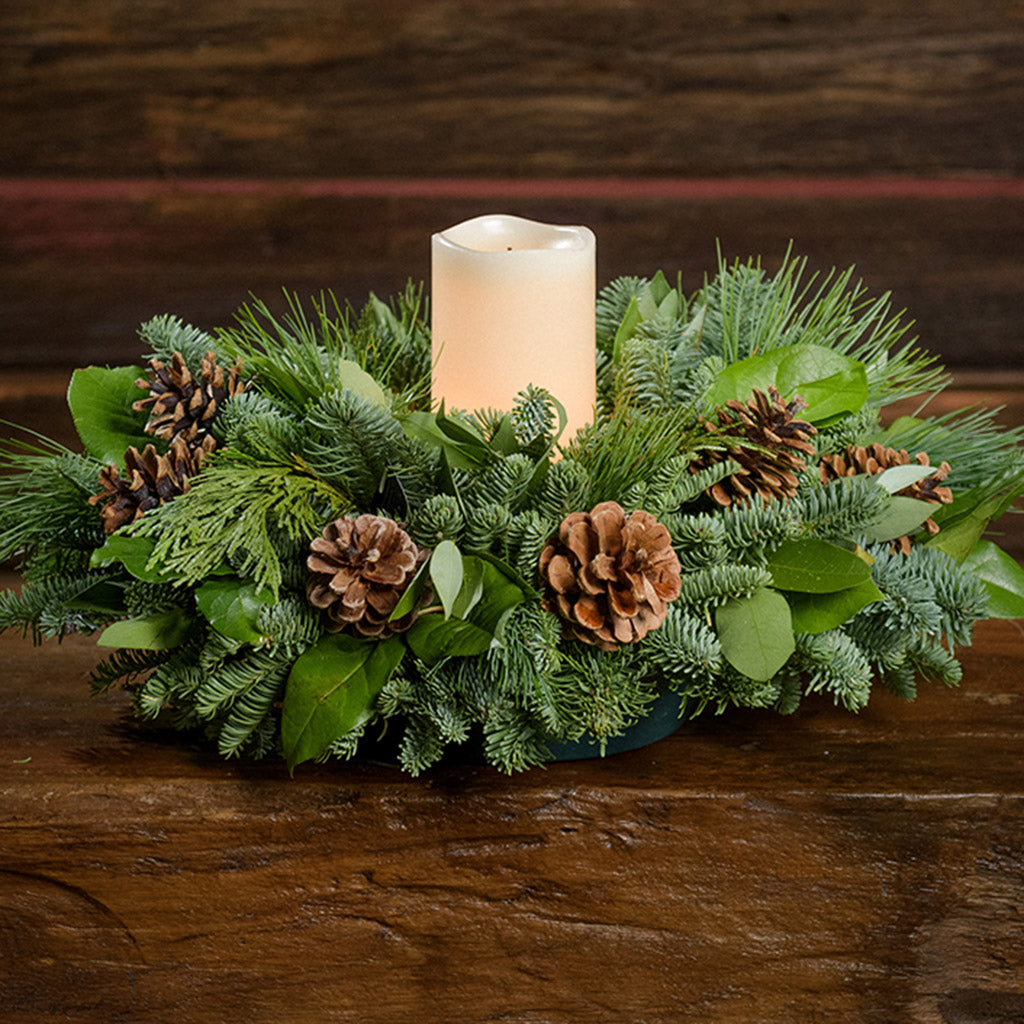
360,689,687,769
543,688,687,761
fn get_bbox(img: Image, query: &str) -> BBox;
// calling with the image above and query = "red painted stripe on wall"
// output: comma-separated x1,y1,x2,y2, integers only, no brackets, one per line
2,177,1023,201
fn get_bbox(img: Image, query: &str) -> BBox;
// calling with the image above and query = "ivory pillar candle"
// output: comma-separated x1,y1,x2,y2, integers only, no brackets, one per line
431,214,596,439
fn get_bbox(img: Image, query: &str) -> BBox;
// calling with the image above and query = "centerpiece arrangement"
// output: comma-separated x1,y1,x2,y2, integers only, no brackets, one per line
2,219,1023,776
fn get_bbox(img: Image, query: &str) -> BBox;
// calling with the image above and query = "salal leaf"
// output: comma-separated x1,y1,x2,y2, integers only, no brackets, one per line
336,358,388,406
714,587,795,681
962,540,1024,619
400,410,491,470
927,487,1018,562
874,464,937,494
861,496,937,544
195,577,273,644
407,558,524,665
388,558,431,622
97,608,192,650
282,634,405,772
67,365,155,465
429,540,464,619
767,538,874,594
785,578,885,634
90,532,177,583
707,344,868,424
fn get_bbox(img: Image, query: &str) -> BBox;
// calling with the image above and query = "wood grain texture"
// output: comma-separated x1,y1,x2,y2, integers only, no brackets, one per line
2,610,1024,1023
2,192,1022,369
1,0,1021,178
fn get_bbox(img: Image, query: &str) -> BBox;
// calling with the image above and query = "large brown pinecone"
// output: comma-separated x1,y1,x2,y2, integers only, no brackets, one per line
690,386,818,507
133,350,245,443
538,501,682,651
90,436,214,534
307,515,428,637
819,443,953,554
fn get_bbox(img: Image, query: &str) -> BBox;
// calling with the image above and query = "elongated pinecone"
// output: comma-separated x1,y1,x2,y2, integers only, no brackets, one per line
819,443,953,553
307,515,429,637
691,386,818,506
90,436,214,534
539,501,682,650
133,350,245,443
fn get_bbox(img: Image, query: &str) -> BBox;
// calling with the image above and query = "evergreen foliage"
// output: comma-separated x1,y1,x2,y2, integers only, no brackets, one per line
1,253,1021,776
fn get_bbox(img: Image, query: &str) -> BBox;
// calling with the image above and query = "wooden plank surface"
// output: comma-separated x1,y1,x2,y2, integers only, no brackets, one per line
2,1,1021,178
2,191,1022,369
2,600,1024,1023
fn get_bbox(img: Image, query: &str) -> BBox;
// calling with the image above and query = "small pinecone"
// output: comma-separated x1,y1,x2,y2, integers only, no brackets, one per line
538,501,682,651
819,443,953,553
90,436,214,534
691,386,818,506
133,350,245,443
307,515,429,637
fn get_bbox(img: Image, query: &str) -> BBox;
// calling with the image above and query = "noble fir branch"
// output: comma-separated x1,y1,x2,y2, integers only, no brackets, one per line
0,437,104,562
640,606,725,707
0,571,120,642
482,705,554,773
612,335,677,412
129,454,349,596
89,647,168,695
512,385,563,453
595,275,648,352
462,453,536,513
792,631,873,711
795,475,892,543
674,562,774,612
300,390,412,507
139,314,225,366
549,645,661,747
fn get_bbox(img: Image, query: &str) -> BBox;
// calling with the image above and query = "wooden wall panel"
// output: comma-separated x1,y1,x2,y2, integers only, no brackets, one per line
2,190,1022,369
2,1,1021,178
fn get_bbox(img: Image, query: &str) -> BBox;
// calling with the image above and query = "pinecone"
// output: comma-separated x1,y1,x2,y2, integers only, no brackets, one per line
133,350,245,443
819,443,953,554
538,501,682,651
691,386,818,507
90,436,214,534
306,515,429,637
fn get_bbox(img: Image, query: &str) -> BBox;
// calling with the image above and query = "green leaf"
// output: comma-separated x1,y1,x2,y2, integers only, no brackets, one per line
611,297,642,363
407,559,524,665
96,608,192,650
65,580,128,616
89,532,177,583
430,540,464,619
861,496,937,544
785,578,885,634
281,633,405,771
767,538,874,593
451,554,486,619
707,344,868,424
388,558,431,622
489,414,520,455
336,357,388,406
927,488,1016,562
400,411,491,471
962,540,1024,619
67,365,155,465
874,464,937,494
714,587,795,681
195,578,273,644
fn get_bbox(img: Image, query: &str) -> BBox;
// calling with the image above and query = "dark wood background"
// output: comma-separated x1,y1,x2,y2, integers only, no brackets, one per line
3,5,1024,1023
1,1,1022,371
